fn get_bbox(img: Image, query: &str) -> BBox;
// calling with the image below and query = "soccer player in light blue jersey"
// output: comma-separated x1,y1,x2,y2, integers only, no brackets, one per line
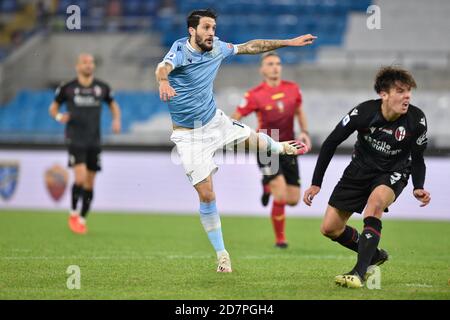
155,9,316,272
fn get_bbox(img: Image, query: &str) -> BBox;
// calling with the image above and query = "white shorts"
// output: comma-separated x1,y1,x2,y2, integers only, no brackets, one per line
170,109,251,185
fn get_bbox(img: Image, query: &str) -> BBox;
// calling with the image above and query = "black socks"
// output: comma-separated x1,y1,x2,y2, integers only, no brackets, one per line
81,189,93,218
352,216,382,277
71,184,83,211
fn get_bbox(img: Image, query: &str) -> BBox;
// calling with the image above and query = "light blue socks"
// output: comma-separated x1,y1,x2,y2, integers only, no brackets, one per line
199,201,226,255
258,132,283,154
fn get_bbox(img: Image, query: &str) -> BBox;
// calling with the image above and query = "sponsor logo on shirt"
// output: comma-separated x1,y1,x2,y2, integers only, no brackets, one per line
271,93,285,100
364,135,402,156
74,95,99,107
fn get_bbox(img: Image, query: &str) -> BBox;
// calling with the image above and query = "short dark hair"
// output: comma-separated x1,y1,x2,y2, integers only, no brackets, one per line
374,66,417,93
260,51,280,65
187,9,217,29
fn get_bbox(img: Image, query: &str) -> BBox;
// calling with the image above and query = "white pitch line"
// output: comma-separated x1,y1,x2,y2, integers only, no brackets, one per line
405,283,434,288
0,254,354,260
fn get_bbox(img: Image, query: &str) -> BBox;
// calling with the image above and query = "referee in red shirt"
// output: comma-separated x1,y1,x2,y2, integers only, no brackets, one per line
232,52,312,248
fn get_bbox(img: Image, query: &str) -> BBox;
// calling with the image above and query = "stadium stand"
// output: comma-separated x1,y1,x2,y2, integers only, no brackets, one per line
1,0,449,151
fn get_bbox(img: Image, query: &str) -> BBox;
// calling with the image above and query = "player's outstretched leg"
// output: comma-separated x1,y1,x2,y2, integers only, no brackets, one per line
243,131,309,156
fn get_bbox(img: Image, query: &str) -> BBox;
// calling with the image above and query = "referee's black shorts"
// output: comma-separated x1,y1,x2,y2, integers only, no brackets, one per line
329,162,410,214
257,153,300,187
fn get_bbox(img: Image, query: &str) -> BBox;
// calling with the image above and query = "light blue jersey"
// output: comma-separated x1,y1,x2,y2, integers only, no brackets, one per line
162,37,237,128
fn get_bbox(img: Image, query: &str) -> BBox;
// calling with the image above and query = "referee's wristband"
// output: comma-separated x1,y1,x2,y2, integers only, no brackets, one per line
55,113,63,122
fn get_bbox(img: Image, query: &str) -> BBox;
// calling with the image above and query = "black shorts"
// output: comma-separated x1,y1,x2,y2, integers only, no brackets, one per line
329,162,409,214
257,153,300,186
68,145,102,172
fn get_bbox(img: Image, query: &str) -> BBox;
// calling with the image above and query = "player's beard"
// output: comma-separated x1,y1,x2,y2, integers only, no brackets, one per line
196,34,213,52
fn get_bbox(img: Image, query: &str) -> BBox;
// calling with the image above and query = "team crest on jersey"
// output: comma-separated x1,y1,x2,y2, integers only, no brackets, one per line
44,164,69,202
395,126,406,141
0,161,19,201
94,85,102,97
276,100,285,113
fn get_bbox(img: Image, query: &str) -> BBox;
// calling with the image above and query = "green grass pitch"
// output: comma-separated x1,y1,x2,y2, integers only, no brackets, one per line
0,210,449,299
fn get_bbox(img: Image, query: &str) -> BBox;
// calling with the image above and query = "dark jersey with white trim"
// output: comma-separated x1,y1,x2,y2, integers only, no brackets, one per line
54,79,114,147
312,99,428,189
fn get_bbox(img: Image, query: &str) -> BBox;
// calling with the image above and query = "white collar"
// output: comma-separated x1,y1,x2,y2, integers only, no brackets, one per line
186,39,198,53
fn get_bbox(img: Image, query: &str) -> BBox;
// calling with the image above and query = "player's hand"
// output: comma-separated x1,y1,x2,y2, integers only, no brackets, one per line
159,80,177,102
303,185,320,206
287,34,317,47
112,119,121,134
413,189,431,207
56,113,70,124
298,132,312,151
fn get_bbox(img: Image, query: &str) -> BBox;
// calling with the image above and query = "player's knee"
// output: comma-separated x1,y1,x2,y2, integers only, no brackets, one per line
286,198,299,206
367,197,385,213
198,190,215,203
320,223,341,239
273,194,287,204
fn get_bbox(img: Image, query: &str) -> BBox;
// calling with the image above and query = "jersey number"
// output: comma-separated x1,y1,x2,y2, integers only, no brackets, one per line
390,172,401,185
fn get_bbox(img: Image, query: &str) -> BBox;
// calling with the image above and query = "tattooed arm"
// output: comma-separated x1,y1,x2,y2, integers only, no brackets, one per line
236,34,317,55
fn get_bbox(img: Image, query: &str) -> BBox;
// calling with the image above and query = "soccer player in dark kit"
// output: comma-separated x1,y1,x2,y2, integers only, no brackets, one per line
303,66,431,288
49,53,122,235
